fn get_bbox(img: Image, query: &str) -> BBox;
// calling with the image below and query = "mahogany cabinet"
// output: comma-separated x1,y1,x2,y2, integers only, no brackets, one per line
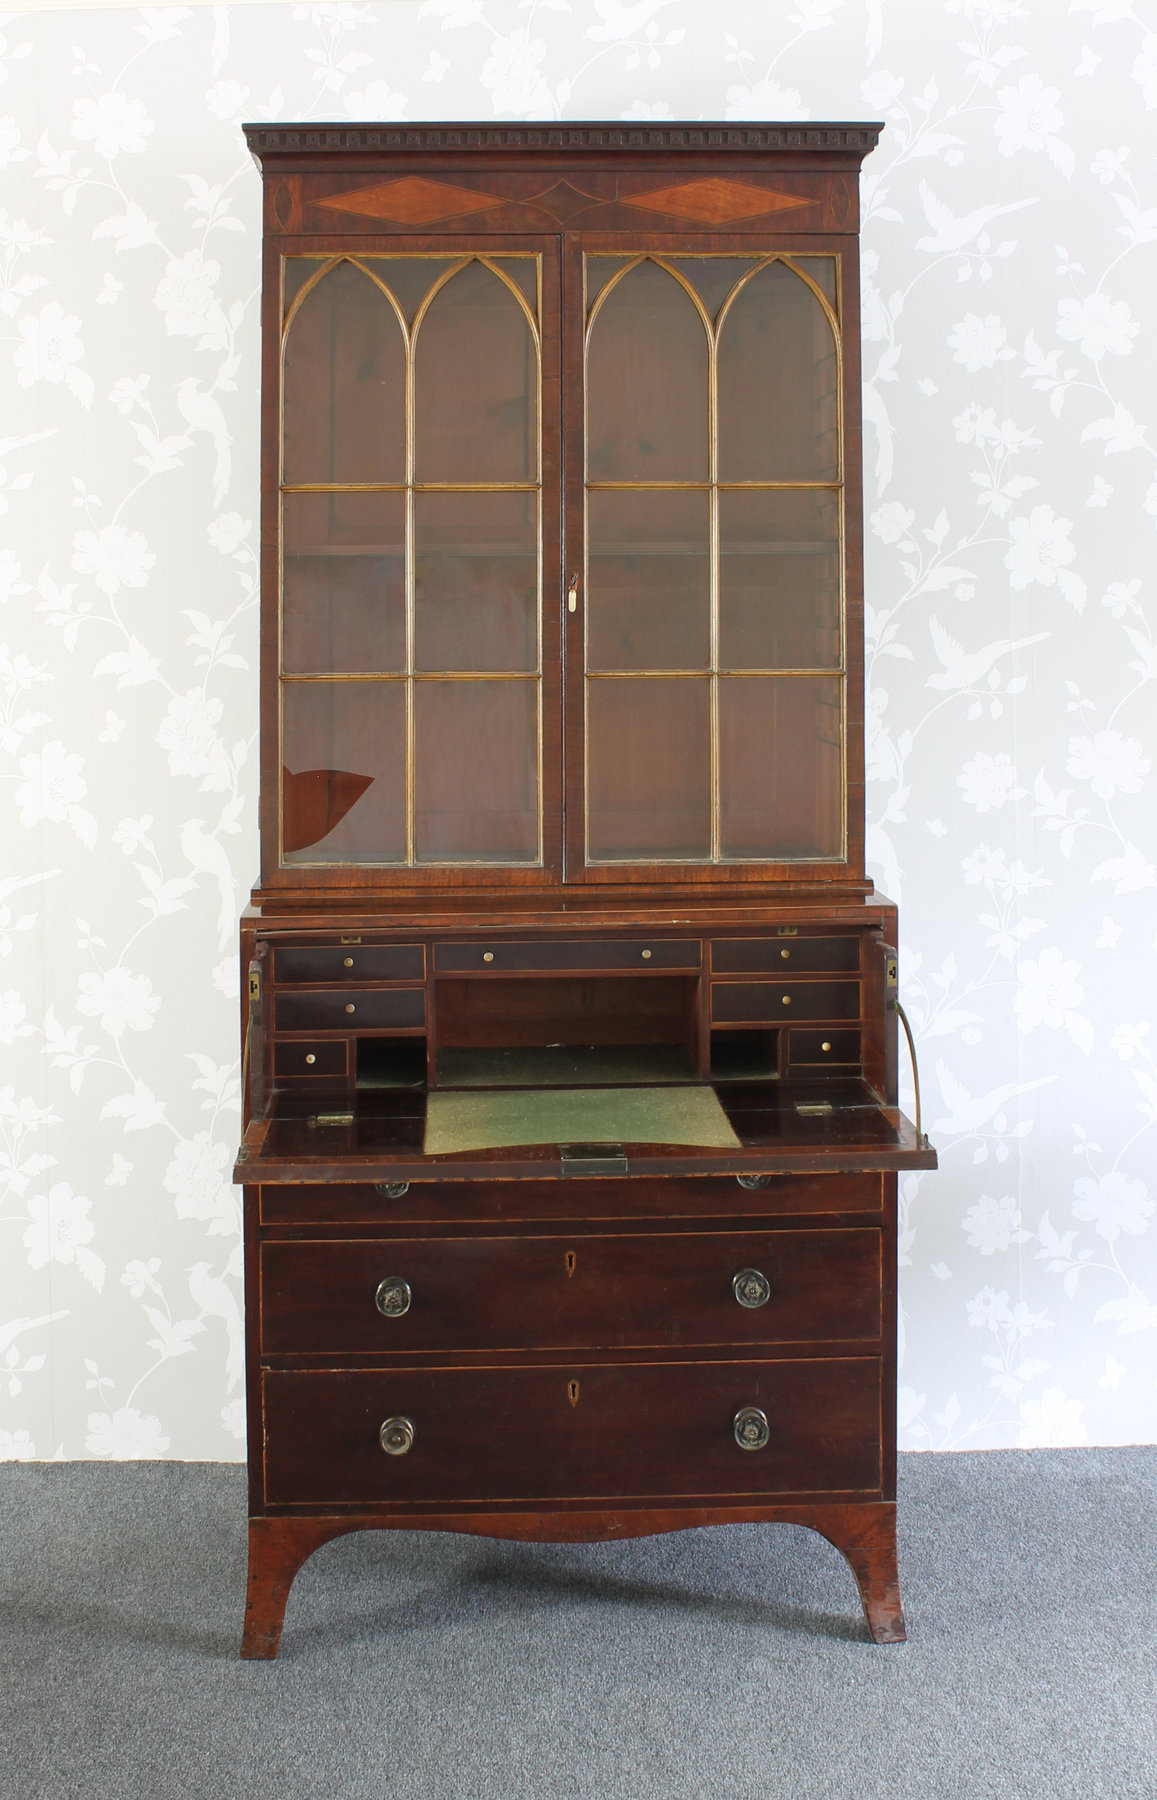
234,120,935,1659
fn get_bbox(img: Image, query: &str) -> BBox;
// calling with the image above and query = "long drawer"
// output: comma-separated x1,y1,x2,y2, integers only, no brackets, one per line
274,988,426,1033
260,1228,883,1355
261,1358,882,1506
434,939,701,974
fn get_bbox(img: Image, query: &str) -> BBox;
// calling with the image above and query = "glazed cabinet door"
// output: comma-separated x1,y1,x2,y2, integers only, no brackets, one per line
564,240,860,885
268,240,562,887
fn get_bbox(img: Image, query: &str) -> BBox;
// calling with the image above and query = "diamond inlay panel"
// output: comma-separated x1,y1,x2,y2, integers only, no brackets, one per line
319,177,504,224
622,179,808,224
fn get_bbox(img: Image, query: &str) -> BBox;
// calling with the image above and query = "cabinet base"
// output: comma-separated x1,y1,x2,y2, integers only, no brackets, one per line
240,1501,905,1658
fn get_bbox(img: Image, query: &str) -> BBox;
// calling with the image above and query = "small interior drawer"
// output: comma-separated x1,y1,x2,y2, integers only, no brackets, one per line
275,988,426,1034
711,982,860,1025
434,939,701,974
788,1030,861,1067
712,937,860,975
274,945,424,984
273,1040,349,1081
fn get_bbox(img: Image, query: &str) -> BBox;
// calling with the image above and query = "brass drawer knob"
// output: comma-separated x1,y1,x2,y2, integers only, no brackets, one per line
780,948,790,960
343,956,354,968
345,1002,355,1014
305,1053,316,1066
483,951,494,963
375,1277,412,1317
641,948,651,959
375,1181,410,1200
734,1406,770,1452
781,995,791,1007
379,1416,414,1456
733,1268,771,1310
822,1041,831,1053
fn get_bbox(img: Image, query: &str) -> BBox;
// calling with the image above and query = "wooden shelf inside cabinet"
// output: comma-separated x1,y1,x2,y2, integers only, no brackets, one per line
237,119,933,1660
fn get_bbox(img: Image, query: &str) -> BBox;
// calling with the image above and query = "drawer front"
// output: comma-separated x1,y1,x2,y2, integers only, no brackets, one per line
434,939,701,974
275,988,426,1034
712,936,860,975
275,945,424,985
711,981,860,1025
790,1030,861,1068
273,1040,349,1081
260,1228,882,1355
258,1173,886,1227
262,1358,882,1505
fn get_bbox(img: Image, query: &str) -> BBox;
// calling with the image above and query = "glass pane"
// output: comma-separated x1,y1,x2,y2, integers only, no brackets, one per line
415,681,538,864
793,255,838,310
283,261,405,485
414,261,537,483
719,489,841,671
415,491,537,673
718,676,843,860
587,678,710,861
586,256,632,310
669,256,760,321
282,492,405,674
368,256,452,323
282,256,321,317
718,262,839,483
587,490,709,672
491,256,538,319
282,681,406,864
586,261,708,482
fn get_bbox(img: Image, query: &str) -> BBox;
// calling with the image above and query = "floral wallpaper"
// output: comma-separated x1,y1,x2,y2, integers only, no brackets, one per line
1,0,1154,1461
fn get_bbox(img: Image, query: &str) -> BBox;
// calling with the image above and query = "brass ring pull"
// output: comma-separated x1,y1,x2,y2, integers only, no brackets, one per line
732,1268,771,1310
374,1181,409,1200
379,1416,414,1456
734,1406,770,1452
736,1174,771,1190
375,1277,412,1318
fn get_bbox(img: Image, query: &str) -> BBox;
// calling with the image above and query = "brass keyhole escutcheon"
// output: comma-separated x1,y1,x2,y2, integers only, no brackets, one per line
567,1380,580,1407
565,1250,576,1278
379,1416,414,1456
375,1277,412,1317
734,1406,770,1452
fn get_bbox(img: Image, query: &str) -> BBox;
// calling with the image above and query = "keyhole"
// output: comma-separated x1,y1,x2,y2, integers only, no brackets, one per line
565,1250,576,1278
567,1380,580,1408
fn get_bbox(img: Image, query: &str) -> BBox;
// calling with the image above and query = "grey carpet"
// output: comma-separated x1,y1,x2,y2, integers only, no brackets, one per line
1,1450,1154,1800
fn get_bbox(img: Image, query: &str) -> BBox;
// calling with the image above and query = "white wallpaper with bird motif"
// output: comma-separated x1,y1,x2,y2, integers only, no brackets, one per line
1,0,1155,1460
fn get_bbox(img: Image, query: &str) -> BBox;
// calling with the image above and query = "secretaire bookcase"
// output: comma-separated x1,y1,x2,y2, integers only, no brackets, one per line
233,119,935,1659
